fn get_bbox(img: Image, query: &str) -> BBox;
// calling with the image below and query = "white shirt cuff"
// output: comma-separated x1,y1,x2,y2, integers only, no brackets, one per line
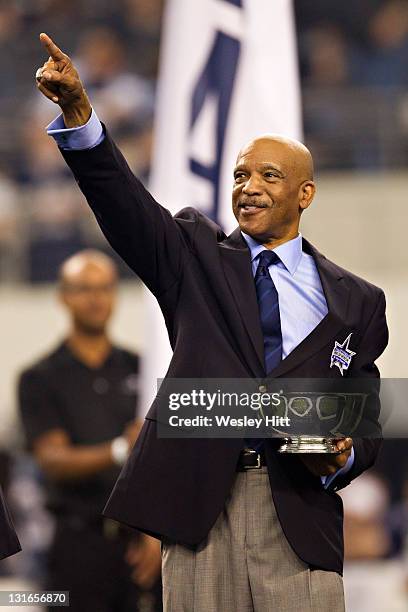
46,107,104,150
321,446,355,489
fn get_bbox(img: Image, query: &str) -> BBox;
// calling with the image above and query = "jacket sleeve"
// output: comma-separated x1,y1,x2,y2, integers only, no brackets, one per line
327,289,389,493
59,123,189,298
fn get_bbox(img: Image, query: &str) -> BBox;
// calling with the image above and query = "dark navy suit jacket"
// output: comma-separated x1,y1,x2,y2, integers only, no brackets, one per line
60,125,388,575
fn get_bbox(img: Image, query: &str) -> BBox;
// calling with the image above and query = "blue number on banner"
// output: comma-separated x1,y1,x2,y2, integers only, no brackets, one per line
189,31,240,222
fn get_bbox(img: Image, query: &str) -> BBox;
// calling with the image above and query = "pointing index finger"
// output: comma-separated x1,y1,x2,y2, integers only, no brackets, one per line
39,32,65,61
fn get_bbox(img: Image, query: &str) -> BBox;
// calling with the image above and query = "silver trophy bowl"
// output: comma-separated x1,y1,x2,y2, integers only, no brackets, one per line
258,389,367,454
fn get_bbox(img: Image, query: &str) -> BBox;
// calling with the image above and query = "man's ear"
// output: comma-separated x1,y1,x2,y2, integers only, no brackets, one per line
299,180,316,211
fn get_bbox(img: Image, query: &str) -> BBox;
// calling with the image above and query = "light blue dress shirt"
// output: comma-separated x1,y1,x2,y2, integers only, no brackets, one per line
242,232,329,359
46,108,355,489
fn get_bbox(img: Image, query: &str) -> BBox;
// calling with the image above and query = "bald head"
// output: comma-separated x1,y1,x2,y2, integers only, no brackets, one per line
237,134,314,182
59,249,117,287
58,250,118,335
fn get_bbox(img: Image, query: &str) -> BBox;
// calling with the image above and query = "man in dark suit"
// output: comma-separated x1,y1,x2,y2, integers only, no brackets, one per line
36,33,388,611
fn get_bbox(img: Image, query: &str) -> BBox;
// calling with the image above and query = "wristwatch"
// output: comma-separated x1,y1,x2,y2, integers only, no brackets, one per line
110,436,130,466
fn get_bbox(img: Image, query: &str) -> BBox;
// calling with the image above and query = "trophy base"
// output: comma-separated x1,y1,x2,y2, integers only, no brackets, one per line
278,436,339,454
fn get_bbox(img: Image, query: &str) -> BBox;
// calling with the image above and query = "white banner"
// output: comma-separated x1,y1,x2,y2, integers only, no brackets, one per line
139,0,301,415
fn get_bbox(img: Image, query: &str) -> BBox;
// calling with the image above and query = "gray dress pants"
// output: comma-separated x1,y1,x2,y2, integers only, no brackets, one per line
161,466,345,612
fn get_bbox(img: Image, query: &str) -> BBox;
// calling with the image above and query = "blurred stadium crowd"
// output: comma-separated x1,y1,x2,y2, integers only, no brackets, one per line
0,0,407,610
0,0,406,282
0,0,161,283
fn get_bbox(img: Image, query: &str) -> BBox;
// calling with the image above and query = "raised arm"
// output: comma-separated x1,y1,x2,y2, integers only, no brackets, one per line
36,33,187,297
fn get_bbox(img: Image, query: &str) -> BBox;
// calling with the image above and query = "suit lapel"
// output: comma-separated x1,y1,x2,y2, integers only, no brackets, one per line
219,230,351,379
270,238,351,377
219,228,265,375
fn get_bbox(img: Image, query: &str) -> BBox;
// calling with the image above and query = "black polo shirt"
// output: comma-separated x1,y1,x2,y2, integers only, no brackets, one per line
18,342,139,519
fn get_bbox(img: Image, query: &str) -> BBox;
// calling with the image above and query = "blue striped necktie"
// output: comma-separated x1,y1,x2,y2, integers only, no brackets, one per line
245,249,283,451
255,250,283,373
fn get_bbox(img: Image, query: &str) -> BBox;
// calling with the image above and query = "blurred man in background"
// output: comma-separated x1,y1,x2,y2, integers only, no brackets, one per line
18,249,162,612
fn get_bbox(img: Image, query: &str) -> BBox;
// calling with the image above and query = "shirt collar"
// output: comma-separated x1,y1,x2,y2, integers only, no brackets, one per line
241,231,303,276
